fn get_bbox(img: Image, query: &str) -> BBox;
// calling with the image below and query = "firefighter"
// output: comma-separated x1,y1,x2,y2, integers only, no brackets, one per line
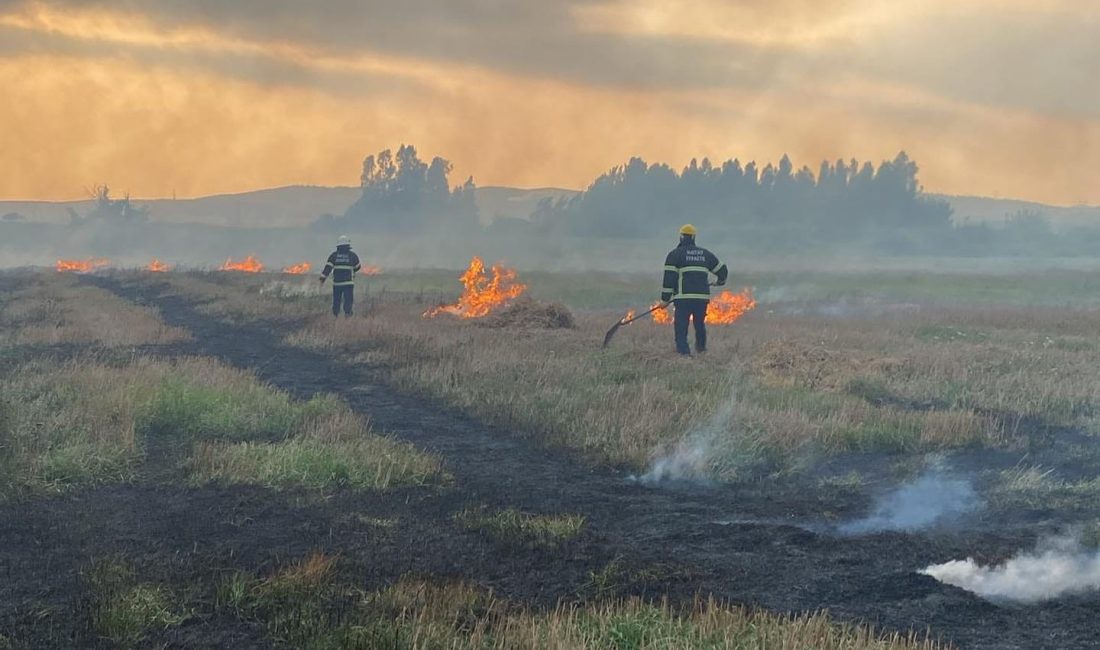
660,224,728,355
319,235,363,317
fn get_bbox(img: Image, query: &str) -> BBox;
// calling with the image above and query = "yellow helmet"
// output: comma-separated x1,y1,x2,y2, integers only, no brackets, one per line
679,224,698,236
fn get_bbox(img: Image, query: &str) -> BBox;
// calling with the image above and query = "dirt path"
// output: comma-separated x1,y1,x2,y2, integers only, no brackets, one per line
6,274,1100,649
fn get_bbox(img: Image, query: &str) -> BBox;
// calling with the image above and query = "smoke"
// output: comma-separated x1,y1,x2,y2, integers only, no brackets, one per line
633,382,739,484
259,280,323,298
923,536,1100,603
837,462,979,534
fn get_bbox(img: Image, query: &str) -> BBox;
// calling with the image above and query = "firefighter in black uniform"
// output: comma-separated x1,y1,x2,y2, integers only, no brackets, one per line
319,235,363,317
660,224,728,355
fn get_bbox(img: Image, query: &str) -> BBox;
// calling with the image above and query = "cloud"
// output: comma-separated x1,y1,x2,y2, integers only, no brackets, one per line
0,0,789,91
855,6,1100,120
0,0,1098,204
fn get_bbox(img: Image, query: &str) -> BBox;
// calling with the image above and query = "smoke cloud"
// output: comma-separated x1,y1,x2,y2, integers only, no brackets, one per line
634,382,739,484
923,536,1100,603
838,463,979,534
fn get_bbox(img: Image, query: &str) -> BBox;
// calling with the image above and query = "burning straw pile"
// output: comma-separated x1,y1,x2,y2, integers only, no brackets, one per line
424,257,574,328
424,257,527,320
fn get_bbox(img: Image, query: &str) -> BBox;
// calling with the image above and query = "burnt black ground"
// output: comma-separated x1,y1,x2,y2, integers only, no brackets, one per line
3,273,1100,648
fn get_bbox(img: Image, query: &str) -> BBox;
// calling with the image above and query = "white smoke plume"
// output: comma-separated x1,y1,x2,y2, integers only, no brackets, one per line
923,536,1100,603
838,463,979,535
634,383,739,484
259,280,323,298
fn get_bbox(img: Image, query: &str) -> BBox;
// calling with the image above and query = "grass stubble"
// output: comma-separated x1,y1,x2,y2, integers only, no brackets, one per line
14,268,1094,648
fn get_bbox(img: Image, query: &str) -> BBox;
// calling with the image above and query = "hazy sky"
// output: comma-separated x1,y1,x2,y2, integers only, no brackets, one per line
1,0,1097,204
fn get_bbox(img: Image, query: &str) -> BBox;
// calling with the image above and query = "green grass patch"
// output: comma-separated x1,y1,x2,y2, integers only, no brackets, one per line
84,559,186,648
453,506,585,552
215,552,358,649
992,465,1100,512
828,417,923,454
190,437,443,491
39,443,136,487
137,371,344,442
214,562,946,650
0,356,440,495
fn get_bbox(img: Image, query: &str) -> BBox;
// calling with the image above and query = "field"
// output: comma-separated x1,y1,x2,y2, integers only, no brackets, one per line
4,265,1100,648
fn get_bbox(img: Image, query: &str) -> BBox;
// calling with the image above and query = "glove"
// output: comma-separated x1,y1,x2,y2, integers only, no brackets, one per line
660,292,672,303
715,279,726,286
318,276,326,285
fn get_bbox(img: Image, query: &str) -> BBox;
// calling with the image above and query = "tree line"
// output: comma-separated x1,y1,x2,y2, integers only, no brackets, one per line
533,152,958,252
316,144,478,233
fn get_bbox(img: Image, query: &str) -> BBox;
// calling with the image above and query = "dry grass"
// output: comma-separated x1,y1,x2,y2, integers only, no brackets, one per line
0,271,189,347
0,358,161,491
151,271,1100,479
84,558,187,648
453,506,585,551
0,355,443,494
159,272,328,321
216,562,949,650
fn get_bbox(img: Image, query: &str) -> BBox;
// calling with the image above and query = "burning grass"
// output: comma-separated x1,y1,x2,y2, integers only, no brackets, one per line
219,255,264,273
0,272,189,347
281,261,311,274
212,560,947,650
56,258,110,273
424,256,526,319
651,288,757,325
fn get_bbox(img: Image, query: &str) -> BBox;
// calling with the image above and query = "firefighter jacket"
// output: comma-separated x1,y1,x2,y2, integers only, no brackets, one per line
661,243,728,302
321,245,362,286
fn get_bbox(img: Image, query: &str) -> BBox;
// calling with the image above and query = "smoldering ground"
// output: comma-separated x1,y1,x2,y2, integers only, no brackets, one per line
632,381,743,485
924,534,1100,604
837,461,981,535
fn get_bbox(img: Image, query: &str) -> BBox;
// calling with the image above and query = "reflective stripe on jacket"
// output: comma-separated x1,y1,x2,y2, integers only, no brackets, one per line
661,244,727,301
320,245,362,286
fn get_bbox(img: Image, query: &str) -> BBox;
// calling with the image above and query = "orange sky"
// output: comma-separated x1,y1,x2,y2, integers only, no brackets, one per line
1,0,1098,205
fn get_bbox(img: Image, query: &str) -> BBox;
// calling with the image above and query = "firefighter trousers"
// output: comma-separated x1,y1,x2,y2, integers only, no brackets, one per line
673,298,708,355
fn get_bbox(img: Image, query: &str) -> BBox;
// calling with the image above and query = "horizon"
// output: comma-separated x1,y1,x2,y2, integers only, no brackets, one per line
2,179,1098,212
1,1,1098,206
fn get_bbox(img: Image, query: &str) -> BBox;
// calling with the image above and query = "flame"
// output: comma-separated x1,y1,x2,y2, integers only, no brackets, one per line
56,258,110,273
282,262,312,274
652,302,672,324
220,255,264,273
424,256,526,318
622,309,636,323
708,288,757,323
146,258,171,272
361,265,383,276
652,289,756,325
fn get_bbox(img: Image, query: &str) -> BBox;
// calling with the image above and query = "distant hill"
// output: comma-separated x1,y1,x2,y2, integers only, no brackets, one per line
0,185,578,228
934,194,1100,229
2,186,1093,230
0,185,362,228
